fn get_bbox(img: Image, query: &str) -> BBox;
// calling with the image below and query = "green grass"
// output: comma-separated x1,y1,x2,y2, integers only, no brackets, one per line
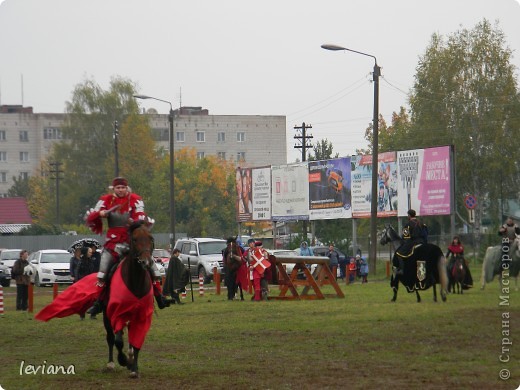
0,263,518,389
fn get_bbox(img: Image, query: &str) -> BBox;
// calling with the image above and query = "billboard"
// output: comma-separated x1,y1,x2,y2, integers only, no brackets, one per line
236,167,252,222
397,146,452,216
251,167,271,221
271,163,309,221
308,157,352,220
351,151,398,218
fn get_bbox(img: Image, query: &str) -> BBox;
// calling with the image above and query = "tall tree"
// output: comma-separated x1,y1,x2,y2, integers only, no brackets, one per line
308,138,338,161
50,77,157,224
377,19,520,227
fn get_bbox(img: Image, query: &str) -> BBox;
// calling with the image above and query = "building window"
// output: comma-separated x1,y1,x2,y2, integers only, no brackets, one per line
0,130,6,141
237,132,245,142
20,172,29,180
19,130,29,142
0,172,6,183
176,131,185,142
151,128,169,141
197,152,205,159
0,151,6,162
196,131,205,142
217,132,226,142
237,152,246,162
43,127,62,140
20,152,29,162
217,152,226,160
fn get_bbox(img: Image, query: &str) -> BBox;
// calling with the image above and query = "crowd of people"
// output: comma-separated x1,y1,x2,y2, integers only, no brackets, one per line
8,176,518,310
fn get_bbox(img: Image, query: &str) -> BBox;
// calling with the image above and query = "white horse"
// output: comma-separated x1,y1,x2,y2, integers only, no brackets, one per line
480,236,520,291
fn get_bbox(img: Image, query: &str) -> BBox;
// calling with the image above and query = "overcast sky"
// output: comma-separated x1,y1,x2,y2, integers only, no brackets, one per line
1,0,519,163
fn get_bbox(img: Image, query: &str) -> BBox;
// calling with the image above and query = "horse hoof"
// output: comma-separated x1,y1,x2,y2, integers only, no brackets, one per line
127,348,134,365
129,371,139,379
106,362,115,371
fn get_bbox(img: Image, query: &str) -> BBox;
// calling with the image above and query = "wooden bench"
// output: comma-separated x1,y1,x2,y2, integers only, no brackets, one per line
268,255,345,300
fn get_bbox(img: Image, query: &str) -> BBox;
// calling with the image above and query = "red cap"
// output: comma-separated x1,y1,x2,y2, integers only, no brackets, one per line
112,177,128,187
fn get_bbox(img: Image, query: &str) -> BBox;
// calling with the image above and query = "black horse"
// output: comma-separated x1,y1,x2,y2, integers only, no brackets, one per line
103,222,156,378
380,225,448,303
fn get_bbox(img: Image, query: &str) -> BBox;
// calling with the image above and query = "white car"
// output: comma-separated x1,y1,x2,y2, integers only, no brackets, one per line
265,249,318,276
28,249,73,287
0,249,23,271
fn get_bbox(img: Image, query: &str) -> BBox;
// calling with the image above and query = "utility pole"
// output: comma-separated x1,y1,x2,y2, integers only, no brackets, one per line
49,161,64,227
294,122,313,241
113,120,119,177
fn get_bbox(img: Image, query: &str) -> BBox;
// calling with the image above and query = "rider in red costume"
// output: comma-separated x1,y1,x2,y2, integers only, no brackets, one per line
86,177,164,314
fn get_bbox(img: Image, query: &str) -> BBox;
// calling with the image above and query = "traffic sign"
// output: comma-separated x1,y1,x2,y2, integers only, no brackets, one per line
464,194,477,210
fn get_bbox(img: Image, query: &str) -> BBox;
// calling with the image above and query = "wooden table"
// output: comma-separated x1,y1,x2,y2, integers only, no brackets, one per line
268,255,345,300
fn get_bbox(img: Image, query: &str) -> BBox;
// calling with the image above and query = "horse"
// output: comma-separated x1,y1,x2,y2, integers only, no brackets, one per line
103,221,156,378
380,225,448,303
480,236,520,291
448,254,466,294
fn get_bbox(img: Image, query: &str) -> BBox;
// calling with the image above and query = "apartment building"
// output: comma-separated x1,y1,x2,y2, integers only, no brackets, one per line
0,105,287,196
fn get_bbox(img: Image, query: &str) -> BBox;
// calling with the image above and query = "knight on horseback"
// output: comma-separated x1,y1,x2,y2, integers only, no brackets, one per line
85,177,163,315
395,209,426,275
497,216,520,274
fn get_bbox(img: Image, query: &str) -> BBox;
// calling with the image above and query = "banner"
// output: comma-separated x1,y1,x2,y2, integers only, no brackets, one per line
236,167,252,222
308,157,352,220
271,163,309,221
251,167,271,221
397,146,452,216
351,152,397,218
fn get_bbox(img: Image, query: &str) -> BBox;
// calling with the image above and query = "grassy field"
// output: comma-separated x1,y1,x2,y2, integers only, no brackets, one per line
0,263,518,390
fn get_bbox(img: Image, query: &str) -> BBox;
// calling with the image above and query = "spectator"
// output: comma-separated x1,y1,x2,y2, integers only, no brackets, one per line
358,254,369,283
348,258,357,284
76,246,98,320
11,250,30,311
69,248,81,284
327,244,340,280
299,241,313,256
163,248,189,305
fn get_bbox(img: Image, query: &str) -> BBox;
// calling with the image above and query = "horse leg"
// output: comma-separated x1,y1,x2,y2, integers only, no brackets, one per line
415,289,422,303
432,284,437,302
103,311,116,370
115,331,128,367
127,345,140,378
390,276,398,302
239,286,244,301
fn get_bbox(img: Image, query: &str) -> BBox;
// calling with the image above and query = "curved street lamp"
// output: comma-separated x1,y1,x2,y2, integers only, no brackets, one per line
321,43,381,272
133,94,176,249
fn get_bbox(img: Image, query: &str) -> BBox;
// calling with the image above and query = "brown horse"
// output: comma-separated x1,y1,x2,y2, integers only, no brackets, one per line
449,255,466,294
103,222,155,378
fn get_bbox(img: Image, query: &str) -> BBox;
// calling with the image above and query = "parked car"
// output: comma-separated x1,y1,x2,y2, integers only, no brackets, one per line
28,249,73,287
174,238,227,284
267,249,317,277
0,263,11,287
0,249,23,271
153,249,171,268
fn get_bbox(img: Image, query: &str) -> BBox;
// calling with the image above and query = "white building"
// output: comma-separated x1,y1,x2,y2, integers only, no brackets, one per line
0,105,287,196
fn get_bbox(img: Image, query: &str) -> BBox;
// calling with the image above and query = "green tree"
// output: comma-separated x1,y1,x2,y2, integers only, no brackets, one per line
308,138,338,161
7,176,30,197
376,19,520,228
50,76,157,225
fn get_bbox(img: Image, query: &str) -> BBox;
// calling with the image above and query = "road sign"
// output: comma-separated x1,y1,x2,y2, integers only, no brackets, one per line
464,194,477,210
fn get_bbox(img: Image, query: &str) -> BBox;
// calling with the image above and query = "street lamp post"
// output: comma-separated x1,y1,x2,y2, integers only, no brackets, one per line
321,44,380,273
133,94,176,250
113,120,119,177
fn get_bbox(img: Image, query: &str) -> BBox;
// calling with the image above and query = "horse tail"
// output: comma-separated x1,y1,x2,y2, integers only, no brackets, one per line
437,254,448,295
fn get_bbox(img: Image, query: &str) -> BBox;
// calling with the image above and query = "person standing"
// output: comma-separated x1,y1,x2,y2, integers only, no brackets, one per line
69,248,81,284
76,246,97,319
163,248,189,305
11,250,30,311
327,244,340,280
497,217,520,274
223,237,244,300
358,254,369,284
85,176,161,315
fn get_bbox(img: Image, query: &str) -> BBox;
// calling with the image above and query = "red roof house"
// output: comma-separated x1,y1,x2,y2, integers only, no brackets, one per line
0,197,32,233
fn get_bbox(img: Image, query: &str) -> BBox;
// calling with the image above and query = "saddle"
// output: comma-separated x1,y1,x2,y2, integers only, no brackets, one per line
395,243,422,259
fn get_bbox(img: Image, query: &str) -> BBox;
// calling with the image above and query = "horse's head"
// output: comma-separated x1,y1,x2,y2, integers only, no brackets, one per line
129,221,155,271
380,225,397,245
